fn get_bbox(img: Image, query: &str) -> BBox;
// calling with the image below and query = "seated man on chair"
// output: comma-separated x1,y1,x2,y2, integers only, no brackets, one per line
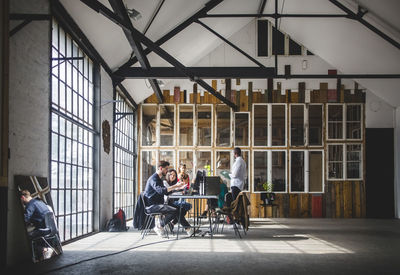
144,161,196,237
20,190,54,259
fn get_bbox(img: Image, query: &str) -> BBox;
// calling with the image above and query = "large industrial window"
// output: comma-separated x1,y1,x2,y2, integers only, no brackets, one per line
215,105,231,147
114,92,136,219
234,112,249,146
253,104,268,146
197,105,212,146
272,105,286,146
51,19,94,242
290,150,324,193
141,104,157,146
160,105,175,146
327,104,362,140
179,105,194,146
328,143,362,180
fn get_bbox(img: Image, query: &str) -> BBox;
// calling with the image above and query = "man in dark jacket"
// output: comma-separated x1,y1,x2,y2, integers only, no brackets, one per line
144,161,195,237
20,189,54,259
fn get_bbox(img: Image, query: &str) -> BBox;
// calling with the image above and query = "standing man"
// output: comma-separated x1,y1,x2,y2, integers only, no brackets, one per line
144,161,195,237
229,148,247,201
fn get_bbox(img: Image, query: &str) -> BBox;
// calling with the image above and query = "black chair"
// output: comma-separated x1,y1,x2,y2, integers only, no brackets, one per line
214,192,242,238
140,193,169,239
31,211,62,262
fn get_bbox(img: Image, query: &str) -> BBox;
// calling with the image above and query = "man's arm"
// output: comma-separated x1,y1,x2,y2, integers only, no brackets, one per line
24,203,34,223
230,161,240,178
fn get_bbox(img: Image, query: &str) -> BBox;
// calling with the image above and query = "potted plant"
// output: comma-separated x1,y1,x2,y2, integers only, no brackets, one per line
261,181,275,205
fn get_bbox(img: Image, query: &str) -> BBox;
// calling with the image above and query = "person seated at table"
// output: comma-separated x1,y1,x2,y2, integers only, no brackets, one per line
144,161,196,237
200,180,228,218
163,168,193,231
178,163,190,189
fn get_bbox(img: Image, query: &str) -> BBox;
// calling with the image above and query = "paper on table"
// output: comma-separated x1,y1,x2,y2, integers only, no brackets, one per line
220,170,230,179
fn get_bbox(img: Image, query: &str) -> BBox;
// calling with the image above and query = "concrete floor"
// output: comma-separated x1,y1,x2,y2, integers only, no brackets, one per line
5,218,400,275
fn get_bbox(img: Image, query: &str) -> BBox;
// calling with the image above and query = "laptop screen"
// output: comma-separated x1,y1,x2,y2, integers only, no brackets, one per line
204,176,221,195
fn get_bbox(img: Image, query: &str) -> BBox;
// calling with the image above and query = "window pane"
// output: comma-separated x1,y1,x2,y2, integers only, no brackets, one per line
328,105,343,139
114,93,136,219
328,145,343,179
291,105,304,146
272,105,285,146
197,105,212,146
253,151,268,192
160,150,174,169
347,105,361,139
253,105,268,146
160,105,174,146
216,105,231,147
141,105,157,146
179,105,193,146
309,105,323,146
178,151,193,179
235,113,249,146
141,151,156,190
51,19,94,242
290,151,304,192
347,144,361,179
309,151,323,192
196,151,212,176
272,151,286,191
216,151,231,187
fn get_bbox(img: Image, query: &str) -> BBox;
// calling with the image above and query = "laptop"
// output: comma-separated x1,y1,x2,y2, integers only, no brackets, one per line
204,176,221,196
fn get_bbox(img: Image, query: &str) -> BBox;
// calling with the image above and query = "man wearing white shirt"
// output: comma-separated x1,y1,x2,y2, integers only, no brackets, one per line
229,147,247,201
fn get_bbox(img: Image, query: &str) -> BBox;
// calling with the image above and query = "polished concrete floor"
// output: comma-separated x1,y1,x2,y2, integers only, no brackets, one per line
5,218,400,274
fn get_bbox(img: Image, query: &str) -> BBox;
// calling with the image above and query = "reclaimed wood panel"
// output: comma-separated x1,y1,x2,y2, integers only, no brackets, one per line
300,194,311,217
343,181,352,218
240,90,247,111
291,91,299,103
289,194,298,217
353,181,361,217
250,193,259,218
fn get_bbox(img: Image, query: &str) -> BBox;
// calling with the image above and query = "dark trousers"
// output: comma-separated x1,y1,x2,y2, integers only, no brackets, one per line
231,186,241,201
147,203,191,228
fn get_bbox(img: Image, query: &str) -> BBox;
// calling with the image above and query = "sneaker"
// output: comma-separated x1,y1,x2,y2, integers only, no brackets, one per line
186,228,201,236
199,211,207,218
154,226,166,238
43,248,54,260
186,228,195,236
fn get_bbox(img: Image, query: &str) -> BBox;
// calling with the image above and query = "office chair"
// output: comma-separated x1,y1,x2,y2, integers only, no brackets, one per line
214,192,242,238
140,193,169,239
31,211,63,262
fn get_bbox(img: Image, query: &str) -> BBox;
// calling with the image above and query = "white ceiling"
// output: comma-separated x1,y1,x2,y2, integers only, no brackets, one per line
60,0,400,106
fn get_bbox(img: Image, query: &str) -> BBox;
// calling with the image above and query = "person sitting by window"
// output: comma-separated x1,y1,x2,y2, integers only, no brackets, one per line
163,168,192,231
144,161,196,237
20,190,54,259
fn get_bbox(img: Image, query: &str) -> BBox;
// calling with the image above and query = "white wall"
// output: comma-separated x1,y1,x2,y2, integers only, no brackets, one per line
99,68,114,229
7,0,50,265
365,90,395,128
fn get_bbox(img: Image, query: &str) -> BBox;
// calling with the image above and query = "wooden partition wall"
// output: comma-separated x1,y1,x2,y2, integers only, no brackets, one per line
139,80,366,218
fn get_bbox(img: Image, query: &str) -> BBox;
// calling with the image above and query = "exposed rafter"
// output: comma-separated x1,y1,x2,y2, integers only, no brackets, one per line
116,67,400,79
114,0,224,76
9,13,51,37
81,0,236,110
328,0,400,50
143,0,165,35
258,0,267,17
195,19,265,68
108,0,163,103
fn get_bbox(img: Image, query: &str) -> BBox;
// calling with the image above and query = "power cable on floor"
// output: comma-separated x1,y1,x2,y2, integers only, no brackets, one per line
39,237,178,274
